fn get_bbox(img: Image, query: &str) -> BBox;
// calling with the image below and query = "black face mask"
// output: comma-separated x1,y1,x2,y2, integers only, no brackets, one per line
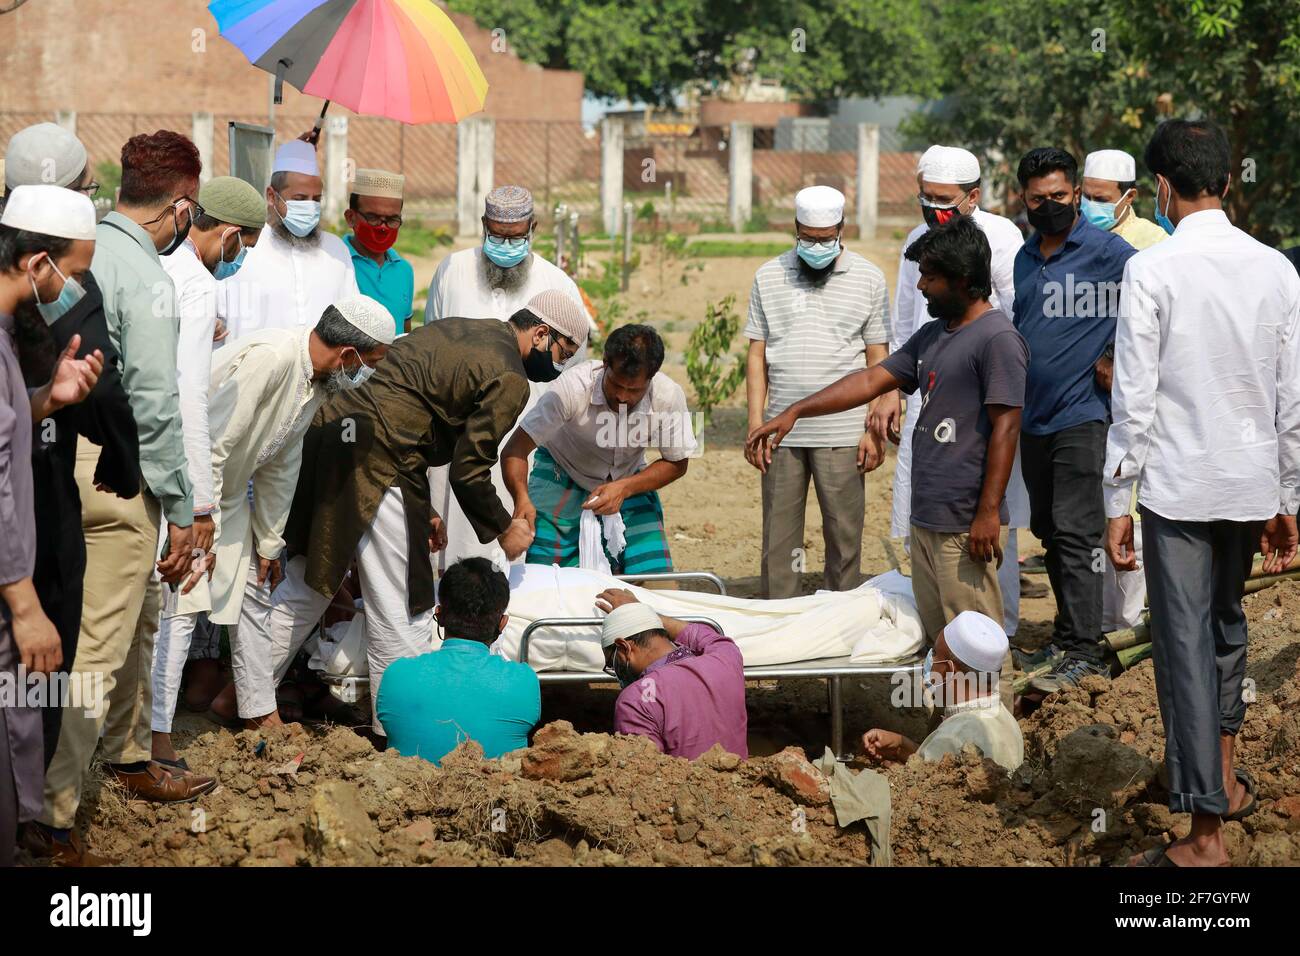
1027,197,1076,236
523,345,562,382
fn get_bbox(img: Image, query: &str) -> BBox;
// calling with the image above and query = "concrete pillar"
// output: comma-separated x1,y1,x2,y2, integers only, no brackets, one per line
457,115,495,238
599,117,624,237
728,121,753,232
322,115,349,225
55,110,76,136
192,112,215,183
856,123,880,240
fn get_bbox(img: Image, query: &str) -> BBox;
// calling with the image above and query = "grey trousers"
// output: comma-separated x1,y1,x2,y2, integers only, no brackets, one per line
1141,506,1261,816
760,445,865,599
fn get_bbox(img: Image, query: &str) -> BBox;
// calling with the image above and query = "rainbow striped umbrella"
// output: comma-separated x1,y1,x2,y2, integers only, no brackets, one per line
208,0,488,124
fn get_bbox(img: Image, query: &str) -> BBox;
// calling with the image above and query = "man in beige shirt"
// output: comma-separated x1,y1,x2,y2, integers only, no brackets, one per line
502,323,697,574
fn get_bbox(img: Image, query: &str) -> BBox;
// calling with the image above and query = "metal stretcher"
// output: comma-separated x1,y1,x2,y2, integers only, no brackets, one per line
518,571,925,758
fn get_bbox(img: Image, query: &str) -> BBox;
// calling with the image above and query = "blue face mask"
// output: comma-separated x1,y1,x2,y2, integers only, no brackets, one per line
214,230,247,280
483,234,530,268
1081,189,1134,232
1154,177,1175,235
275,191,321,238
29,257,86,326
796,237,840,270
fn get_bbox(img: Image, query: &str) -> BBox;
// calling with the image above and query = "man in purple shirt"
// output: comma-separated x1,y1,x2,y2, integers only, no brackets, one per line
596,588,748,760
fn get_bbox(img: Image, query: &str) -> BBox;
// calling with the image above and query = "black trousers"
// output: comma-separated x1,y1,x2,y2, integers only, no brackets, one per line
1020,421,1107,660
1141,506,1260,816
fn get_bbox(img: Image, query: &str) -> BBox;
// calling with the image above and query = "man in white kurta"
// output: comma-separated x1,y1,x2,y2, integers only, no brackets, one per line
152,177,267,762
888,146,1029,635
183,296,394,731
220,140,359,342
424,185,589,572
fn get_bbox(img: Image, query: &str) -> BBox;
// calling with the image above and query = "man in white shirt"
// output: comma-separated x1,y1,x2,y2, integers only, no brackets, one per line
745,185,891,599
424,185,590,572
153,176,266,765
501,323,698,574
221,140,360,341
887,145,1030,637
197,297,394,739
1105,120,1300,867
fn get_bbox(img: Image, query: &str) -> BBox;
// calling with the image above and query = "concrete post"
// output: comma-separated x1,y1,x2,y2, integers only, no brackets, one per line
599,117,624,237
192,112,215,183
55,110,76,136
856,123,880,240
457,116,495,237
728,121,753,232
322,115,349,225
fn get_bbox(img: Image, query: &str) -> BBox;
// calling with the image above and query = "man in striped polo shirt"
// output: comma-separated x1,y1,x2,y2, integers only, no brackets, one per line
744,185,892,598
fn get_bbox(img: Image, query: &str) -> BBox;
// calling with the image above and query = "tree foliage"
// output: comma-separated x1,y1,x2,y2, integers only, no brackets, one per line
907,0,1300,243
447,0,941,105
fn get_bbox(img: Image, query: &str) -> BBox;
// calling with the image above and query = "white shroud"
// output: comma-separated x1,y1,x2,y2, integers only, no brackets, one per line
486,564,925,672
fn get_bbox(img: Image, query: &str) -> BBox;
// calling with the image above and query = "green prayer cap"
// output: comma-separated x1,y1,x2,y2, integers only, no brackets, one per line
198,176,266,229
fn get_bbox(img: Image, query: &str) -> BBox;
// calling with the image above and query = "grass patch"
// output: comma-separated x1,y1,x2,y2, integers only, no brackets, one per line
687,240,791,258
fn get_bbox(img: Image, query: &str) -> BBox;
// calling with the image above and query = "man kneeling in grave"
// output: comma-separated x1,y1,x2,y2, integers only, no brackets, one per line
861,611,1023,772
502,323,697,574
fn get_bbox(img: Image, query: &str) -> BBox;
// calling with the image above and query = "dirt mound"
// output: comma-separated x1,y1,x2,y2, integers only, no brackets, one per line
64,586,1300,867
76,721,873,867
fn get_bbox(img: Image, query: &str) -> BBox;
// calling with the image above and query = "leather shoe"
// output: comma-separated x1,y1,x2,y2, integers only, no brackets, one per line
108,761,218,803
20,824,114,866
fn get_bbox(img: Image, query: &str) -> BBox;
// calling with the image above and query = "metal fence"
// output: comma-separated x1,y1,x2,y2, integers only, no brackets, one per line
1,110,921,228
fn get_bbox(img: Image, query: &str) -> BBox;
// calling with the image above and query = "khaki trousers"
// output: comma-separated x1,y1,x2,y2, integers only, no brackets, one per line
41,440,161,829
910,524,1013,710
760,445,865,599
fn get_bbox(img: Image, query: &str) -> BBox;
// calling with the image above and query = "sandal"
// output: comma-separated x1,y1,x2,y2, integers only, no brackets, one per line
1222,768,1258,823
1133,845,1181,867
204,708,243,730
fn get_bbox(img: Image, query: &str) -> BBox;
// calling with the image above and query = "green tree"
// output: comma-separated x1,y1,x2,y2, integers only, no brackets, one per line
448,0,940,105
685,294,746,429
908,0,1300,244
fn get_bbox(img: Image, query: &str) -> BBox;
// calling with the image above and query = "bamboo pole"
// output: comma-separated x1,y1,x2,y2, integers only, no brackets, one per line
1116,642,1152,670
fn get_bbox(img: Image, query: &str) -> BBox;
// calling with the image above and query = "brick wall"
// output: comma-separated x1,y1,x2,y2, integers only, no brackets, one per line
0,0,583,122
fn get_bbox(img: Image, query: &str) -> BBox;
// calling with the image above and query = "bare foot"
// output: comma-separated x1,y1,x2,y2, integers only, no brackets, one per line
244,711,283,730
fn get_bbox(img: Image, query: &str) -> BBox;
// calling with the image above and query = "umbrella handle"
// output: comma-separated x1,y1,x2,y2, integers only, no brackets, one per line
274,58,291,106
313,100,331,135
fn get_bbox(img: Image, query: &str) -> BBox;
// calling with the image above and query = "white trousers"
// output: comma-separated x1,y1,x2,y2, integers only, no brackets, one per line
1102,517,1147,632
259,486,438,733
151,611,224,733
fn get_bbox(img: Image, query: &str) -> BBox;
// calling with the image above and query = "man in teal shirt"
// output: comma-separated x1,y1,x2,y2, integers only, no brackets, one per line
343,168,414,334
377,558,540,764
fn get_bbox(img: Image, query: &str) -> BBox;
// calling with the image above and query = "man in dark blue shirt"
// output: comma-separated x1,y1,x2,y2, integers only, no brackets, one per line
1012,147,1135,692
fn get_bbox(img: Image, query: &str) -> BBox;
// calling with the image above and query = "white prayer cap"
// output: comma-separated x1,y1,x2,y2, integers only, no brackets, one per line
351,168,405,200
941,610,1009,673
5,122,88,190
601,602,664,649
0,184,97,241
325,294,396,345
794,185,845,227
923,146,980,185
1083,149,1136,183
527,288,589,347
916,144,945,176
273,140,319,177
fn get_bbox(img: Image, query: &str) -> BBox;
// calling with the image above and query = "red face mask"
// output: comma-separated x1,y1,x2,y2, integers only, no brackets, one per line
354,218,398,253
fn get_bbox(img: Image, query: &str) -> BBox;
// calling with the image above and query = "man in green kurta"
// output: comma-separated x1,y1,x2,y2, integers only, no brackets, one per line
263,289,592,736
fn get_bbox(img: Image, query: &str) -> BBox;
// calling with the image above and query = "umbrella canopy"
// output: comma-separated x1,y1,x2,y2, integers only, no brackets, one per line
209,0,488,124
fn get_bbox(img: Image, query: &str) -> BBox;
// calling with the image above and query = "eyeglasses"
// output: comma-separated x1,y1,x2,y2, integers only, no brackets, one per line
78,181,100,198
486,232,531,247
357,211,403,229
551,332,579,363
178,195,205,219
